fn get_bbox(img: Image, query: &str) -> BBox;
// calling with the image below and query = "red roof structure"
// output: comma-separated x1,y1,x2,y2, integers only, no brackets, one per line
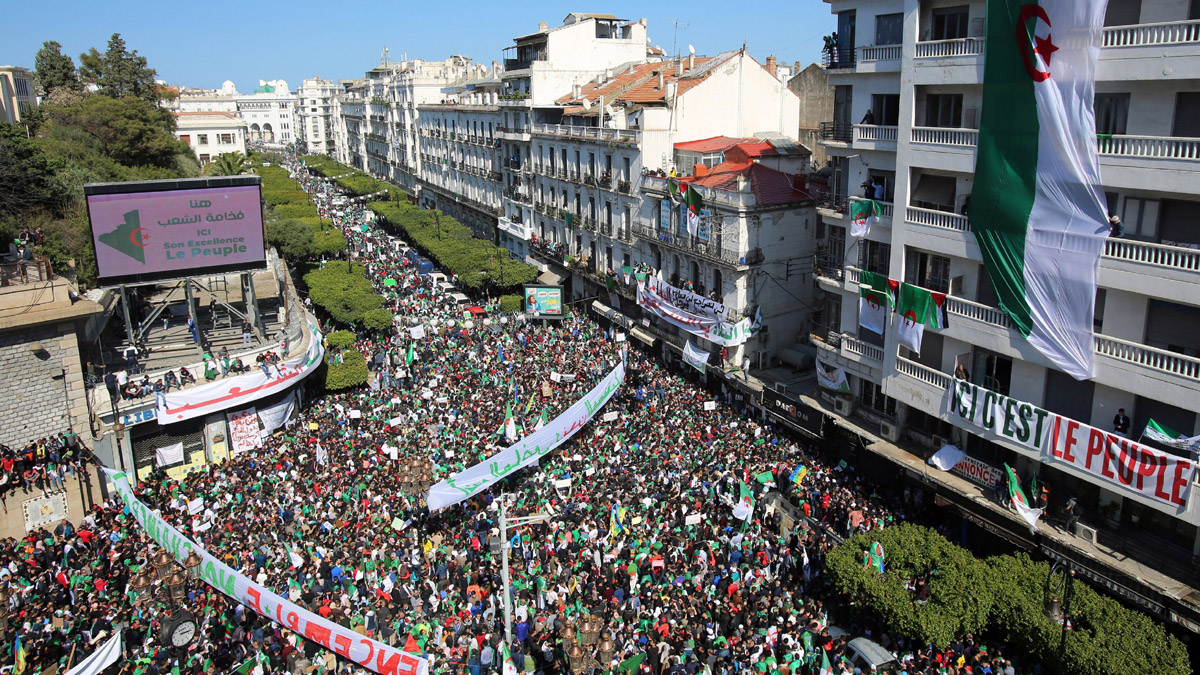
682,162,812,207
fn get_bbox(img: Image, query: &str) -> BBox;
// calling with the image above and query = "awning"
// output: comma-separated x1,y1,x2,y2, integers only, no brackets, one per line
538,270,564,286
911,173,956,208
590,300,620,322
630,327,659,346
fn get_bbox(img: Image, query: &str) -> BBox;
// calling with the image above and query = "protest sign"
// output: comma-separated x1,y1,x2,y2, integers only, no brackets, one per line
703,401,717,411
227,409,263,455
155,442,185,467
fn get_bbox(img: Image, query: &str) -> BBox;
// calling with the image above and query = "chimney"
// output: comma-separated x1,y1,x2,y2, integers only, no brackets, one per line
793,60,801,74
665,81,677,102
639,18,647,26
604,68,613,82
657,71,664,89
766,56,777,77
572,84,581,100
688,54,695,70
675,60,684,77
538,22,548,32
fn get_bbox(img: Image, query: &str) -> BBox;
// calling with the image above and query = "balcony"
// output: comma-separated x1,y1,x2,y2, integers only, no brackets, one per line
630,221,758,267
640,175,758,209
498,216,533,241
1097,134,1200,192
842,335,884,363
896,356,953,391
848,197,894,227
858,44,901,62
819,122,852,144
913,37,985,85
1098,20,1200,81
821,48,855,70
498,94,533,107
911,126,978,147
1103,19,1200,48
853,124,898,151
816,192,849,220
530,123,641,145
914,37,985,58
909,127,978,173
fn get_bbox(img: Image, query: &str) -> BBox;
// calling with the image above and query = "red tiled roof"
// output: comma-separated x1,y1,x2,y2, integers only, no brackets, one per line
673,136,756,153
682,162,812,207
732,141,777,157
557,54,733,109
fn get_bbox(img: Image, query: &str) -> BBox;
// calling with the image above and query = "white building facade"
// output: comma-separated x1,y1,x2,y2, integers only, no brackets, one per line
812,0,1200,625
172,112,248,164
0,66,37,124
297,77,341,156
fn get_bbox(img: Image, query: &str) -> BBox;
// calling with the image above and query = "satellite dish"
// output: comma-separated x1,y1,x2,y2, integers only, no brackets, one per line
581,98,592,110
688,44,696,56
604,104,615,117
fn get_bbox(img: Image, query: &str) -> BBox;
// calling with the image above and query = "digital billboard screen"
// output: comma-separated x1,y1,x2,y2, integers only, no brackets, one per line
85,176,266,286
524,285,564,319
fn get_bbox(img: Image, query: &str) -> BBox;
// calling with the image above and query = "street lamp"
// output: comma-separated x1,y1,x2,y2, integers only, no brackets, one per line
112,420,127,472
153,549,176,582
1044,560,1076,670
183,549,203,580
129,568,156,605
167,571,189,605
598,633,615,666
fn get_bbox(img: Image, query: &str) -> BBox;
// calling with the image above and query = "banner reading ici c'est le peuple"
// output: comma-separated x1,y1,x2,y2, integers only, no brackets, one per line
946,379,1194,509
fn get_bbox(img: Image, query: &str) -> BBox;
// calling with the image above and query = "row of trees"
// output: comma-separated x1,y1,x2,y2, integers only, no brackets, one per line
256,158,346,261
825,523,1188,675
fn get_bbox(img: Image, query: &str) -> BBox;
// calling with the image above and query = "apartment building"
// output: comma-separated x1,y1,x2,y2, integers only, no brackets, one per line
172,112,248,164
297,77,341,156
813,0,1200,628
0,66,37,124
166,79,297,147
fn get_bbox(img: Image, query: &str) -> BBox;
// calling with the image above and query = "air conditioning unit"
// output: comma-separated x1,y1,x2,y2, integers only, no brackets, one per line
880,421,900,442
833,398,854,417
931,434,950,450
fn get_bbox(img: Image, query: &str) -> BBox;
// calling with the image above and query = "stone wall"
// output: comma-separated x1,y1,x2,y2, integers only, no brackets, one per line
0,322,87,448
788,63,834,168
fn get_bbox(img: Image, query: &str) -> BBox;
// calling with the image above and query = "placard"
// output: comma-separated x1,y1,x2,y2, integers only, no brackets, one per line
554,478,572,489
188,497,204,515
703,401,717,411
550,372,562,382
602,411,619,422
155,442,185,467
22,493,69,532
684,513,703,526
227,408,263,455
349,409,362,419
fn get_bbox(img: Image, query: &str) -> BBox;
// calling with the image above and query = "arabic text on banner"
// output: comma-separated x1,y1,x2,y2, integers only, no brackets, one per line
644,277,729,322
426,362,625,511
636,286,757,347
227,408,263,455
102,469,428,675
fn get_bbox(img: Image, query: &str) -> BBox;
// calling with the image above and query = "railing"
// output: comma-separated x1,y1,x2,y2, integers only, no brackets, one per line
845,266,862,285
819,122,853,142
808,324,843,350
1102,19,1200,48
842,335,884,362
911,126,978,147
914,37,985,58
1103,238,1200,272
640,175,757,208
529,123,641,144
944,295,1010,328
629,221,753,267
906,205,971,232
896,357,953,390
0,255,52,287
848,197,894,221
854,124,898,143
816,192,849,213
1096,134,1200,160
859,44,902,61
821,48,856,69
1095,334,1200,381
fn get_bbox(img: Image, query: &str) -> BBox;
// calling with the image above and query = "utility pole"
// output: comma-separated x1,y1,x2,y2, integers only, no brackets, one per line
498,493,549,645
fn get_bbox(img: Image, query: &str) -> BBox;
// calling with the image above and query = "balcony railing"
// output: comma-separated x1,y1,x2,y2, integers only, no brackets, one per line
1096,134,1200,160
529,123,641,144
911,126,979,147
821,48,856,69
630,221,756,266
914,37,985,59
944,295,1010,328
842,335,884,362
854,124,898,143
896,357,953,390
848,197,894,221
859,44,902,61
1096,334,1200,381
819,122,853,143
1102,19,1200,48
906,205,971,232
1103,238,1200,272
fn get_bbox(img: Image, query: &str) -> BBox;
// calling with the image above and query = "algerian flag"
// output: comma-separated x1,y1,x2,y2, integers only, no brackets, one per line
504,403,517,443
819,650,833,675
1005,464,1043,533
618,652,645,675
667,175,683,203
682,341,708,374
683,184,704,236
858,285,889,335
1144,419,1200,452
405,342,415,366
732,481,754,521
622,265,632,284
897,283,935,354
285,543,304,568
534,409,548,431
499,642,518,675
970,0,1109,380
849,199,882,237
815,361,851,394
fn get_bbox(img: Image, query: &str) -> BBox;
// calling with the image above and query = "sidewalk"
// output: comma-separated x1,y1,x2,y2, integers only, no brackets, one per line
0,464,104,541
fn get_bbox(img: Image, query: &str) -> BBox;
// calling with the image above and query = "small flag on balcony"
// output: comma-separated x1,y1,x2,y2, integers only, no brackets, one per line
858,270,897,306
564,212,575,228
850,199,882,237
858,285,889,335
1143,419,1200,452
683,185,704,236
897,283,934,354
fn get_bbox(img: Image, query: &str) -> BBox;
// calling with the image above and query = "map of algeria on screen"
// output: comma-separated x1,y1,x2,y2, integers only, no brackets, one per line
87,185,265,281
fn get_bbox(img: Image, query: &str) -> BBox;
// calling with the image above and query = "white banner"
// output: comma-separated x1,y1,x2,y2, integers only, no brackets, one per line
550,372,561,382
703,401,717,411
684,513,704,526
682,341,709,374
927,445,965,471
427,363,625,511
257,392,296,438
102,469,428,675
22,493,69,532
228,408,263,455
644,277,729,322
816,360,851,394
637,286,758,347
65,632,122,675
157,316,325,424
410,325,426,340
602,411,619,422
155,442,185,467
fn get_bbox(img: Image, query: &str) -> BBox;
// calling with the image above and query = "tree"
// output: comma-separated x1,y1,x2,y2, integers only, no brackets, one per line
267,218,316,261
319,349,369,390
80,34,158,102
0,123,66,219
34,41,79,95
204,151,251,176
361,308,395,332
43,95,185,168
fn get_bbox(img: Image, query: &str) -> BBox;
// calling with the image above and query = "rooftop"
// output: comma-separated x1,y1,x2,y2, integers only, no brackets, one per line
557,52,736,110
674,136,757,153
682,162,812,207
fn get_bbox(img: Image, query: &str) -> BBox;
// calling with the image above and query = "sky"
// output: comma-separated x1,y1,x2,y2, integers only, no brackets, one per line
2,0,835,92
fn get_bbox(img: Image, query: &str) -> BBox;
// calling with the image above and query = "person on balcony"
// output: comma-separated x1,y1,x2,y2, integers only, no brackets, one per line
860,109,875,125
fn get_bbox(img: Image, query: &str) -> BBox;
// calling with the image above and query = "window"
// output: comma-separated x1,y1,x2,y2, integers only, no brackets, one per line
875,13,903,45
925,94,963,128
1104,0,1142,26
858,380,897,417
870,94,901,126
931,6,969,40
199,154,211,164
179,135,191,145
1094,93,1130,135
218,133,234,144
1121,197,1160,240
197,134,209,145
1159,198,1200,247
973,349,1013,396
858,240,891,275
826,225,846,270
1172,92,1200,138
904,250,951,293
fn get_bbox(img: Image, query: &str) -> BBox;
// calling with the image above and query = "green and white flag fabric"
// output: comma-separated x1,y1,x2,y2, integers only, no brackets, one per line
499,643,518,675
405,342,415,366
858,285,890,335
971,0,1110,380
896,283,946,354
849,199,882,238
815,361,851,394
503,403,518,443
732,481,754,521
1005,463,1043,533
682,340,708,374
683,184,704,236
1144,419,1200,452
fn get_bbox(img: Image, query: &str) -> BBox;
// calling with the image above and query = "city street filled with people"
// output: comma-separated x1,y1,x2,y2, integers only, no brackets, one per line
0,155,1027,675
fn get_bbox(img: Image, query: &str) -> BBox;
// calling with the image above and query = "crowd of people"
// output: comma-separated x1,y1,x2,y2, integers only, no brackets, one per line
0,154,1035,675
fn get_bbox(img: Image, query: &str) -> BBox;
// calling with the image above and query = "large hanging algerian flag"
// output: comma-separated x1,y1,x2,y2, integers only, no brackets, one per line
683,184,704,236
849,199,882,238
682,340,708,374
1144,419,1200,452
970,0,1110,380
1005,463,1043,533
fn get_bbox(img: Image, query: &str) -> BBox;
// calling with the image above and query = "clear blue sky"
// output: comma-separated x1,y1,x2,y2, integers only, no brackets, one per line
2,0,834,92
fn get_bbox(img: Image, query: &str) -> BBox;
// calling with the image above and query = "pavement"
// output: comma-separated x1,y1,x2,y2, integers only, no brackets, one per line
0,464,105,541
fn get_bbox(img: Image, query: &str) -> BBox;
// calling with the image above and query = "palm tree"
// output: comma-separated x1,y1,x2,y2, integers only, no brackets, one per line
204,151,251,176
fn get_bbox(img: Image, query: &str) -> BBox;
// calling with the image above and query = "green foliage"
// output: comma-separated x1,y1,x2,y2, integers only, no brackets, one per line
319,349,369,390
41,95,186,169
34,41,79,96
0,122,68,217
499,294,522,314
302,263,382,326
251,159,344,260
826,523,993,649
324,330,357,351
267,218,316,261
80,34,158,102
361,308,395,332
204,151,250,176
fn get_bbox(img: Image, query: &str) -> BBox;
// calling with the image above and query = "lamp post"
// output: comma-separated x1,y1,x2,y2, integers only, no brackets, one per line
1044,560,1076,670
498,492,549,645
112,420,127,472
